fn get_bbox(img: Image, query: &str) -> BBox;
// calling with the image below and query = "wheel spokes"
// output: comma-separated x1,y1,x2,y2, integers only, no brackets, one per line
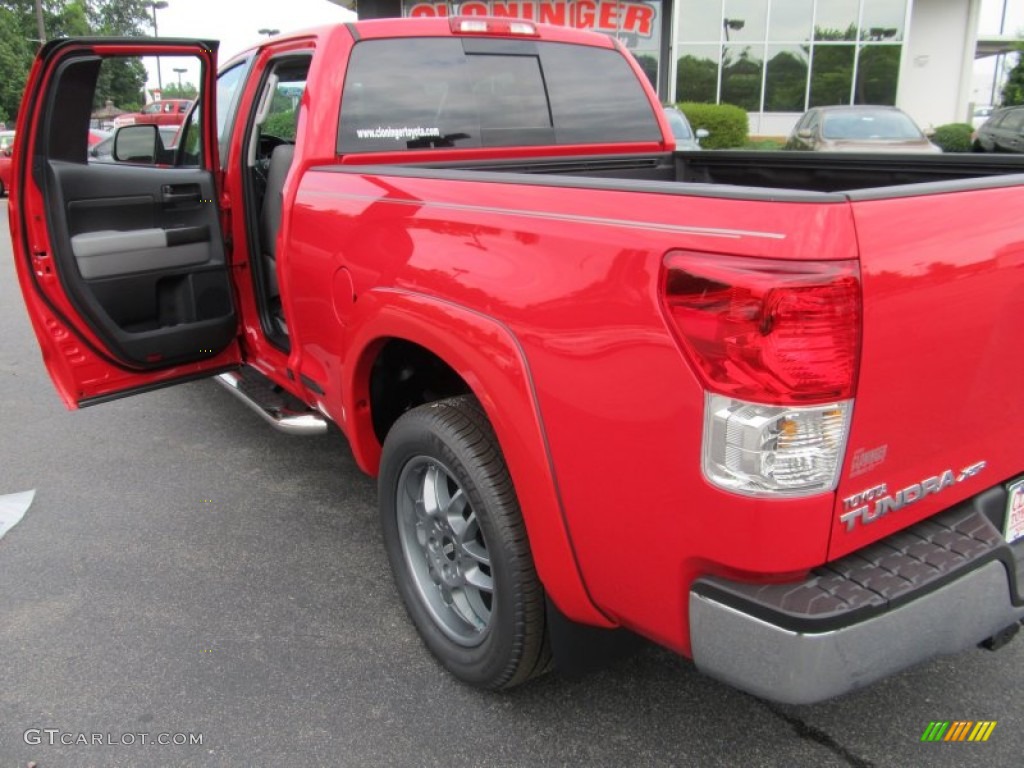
463,564,493,592
421,464,447,518
397,456,494,645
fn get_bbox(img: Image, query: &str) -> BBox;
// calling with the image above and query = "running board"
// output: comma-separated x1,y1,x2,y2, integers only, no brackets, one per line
214,371,328,436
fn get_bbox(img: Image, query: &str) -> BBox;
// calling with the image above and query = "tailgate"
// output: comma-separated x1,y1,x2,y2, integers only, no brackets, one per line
830,183,1024,558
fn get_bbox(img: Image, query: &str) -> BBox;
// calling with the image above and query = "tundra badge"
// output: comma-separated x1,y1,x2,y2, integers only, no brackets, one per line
840,461,987,532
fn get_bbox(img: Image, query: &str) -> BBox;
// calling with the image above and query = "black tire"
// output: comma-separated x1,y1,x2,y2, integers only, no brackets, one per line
379,395,551,689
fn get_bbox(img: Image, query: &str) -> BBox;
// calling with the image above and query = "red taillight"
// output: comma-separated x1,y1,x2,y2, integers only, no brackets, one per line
449,16,539,36
660,251,861,405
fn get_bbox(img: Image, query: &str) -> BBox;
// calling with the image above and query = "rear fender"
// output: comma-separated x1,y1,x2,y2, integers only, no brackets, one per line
343,288,610,627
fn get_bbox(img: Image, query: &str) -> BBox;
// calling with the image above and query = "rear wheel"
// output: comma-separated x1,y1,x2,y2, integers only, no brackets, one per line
379,395,550,689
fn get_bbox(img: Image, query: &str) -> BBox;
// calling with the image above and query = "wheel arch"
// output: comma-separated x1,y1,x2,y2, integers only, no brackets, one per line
343,288,611,627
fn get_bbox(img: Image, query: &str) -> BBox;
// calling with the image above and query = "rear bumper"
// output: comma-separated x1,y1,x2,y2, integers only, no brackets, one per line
689,485,1024,705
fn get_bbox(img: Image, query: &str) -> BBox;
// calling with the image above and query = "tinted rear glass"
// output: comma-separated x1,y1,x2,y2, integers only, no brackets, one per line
337,38,659,154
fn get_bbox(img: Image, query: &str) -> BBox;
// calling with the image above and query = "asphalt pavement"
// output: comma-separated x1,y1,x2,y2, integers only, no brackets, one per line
1,199,1021,767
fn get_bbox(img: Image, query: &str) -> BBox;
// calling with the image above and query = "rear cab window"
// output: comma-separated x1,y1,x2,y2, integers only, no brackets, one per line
337,37,660,154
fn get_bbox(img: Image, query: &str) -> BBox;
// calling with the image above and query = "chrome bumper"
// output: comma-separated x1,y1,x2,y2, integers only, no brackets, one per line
689,492,1024,705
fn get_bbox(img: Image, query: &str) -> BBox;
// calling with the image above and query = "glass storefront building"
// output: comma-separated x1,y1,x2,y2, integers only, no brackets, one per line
673,1,907,111
358,0,988,134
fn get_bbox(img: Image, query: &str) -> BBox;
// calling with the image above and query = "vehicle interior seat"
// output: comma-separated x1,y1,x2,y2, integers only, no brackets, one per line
259,143,295,305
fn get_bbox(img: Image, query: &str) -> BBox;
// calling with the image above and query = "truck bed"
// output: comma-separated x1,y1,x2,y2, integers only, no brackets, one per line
367,150,1024,199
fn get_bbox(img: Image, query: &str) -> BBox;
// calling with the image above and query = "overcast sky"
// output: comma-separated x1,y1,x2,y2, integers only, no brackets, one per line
143,0,355,94
979,0,1024,35
141,0,1022,101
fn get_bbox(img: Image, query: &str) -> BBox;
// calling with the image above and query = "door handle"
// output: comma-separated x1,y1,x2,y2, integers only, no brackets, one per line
161,184,201,203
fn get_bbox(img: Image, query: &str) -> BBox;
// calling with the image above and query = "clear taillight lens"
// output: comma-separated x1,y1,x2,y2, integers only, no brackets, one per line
660,251,861,497
704,395,852,497
661,252,861,405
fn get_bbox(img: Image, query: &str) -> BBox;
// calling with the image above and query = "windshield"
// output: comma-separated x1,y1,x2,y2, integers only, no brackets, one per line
822,111,922,140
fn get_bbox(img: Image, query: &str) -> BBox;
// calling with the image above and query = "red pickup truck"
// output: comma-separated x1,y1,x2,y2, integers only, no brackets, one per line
9,19,1024,704
113,98,193,128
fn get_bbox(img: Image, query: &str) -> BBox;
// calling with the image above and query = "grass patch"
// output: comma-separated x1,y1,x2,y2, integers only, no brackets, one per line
744,137,785,150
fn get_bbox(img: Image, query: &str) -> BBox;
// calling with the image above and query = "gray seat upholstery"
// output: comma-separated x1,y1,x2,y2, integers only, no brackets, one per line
259,144,295,298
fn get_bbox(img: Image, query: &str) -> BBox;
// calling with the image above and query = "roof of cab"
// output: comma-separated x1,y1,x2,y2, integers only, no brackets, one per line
222,15,617,66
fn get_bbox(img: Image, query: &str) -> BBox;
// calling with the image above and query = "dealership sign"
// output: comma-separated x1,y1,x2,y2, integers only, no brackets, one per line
404,1,660,40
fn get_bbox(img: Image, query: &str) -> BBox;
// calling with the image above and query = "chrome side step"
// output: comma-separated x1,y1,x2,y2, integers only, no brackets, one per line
214,370,328,436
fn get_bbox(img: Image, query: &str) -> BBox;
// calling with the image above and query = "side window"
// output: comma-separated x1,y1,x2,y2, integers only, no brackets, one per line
260,68,307,142
1004,110,1024,133
215,61,250,165
86,56,205,166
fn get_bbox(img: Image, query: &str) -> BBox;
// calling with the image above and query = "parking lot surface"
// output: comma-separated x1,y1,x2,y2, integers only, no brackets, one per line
1,200,1021,767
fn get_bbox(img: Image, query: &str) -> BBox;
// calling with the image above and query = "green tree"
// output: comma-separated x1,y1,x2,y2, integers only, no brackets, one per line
676,54,718,104
161,82,198,100
810,44,855,107
0,1,152,120
854,45,901,105
95,57,147,111
90,0,151,110
0,7,32,121
1002,44,1024,106
721,48,762,111
764,50,808,112
633,54,658,90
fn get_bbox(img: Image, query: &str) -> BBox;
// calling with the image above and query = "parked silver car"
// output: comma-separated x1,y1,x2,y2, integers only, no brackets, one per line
663,107,708,150
785,106,940,153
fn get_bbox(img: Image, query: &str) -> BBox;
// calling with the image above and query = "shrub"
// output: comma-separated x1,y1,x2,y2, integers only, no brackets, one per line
676,102,749,149
264,109,297,140
931,123,974,153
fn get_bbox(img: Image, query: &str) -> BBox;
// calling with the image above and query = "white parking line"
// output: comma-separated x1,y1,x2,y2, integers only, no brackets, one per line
0,490,35,541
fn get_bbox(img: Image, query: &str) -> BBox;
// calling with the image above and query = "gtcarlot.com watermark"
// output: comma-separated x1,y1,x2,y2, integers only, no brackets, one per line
24,728,203,747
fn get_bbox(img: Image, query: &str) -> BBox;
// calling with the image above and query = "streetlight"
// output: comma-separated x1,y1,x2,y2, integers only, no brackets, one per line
33,0,45,44
258,28,280,37
150,1,169,92
173,67,187,90
723,18,745,42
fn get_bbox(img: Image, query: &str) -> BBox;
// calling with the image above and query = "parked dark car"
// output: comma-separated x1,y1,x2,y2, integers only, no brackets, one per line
785,105,940,153
973,105,1024,154
662,107,708,150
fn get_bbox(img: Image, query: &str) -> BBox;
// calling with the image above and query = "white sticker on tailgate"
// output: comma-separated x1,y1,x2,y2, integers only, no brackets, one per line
1005,480,1024,544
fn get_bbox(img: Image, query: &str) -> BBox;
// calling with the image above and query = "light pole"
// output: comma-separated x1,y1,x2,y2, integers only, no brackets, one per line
33,0,45,44
173,67,186,91
723,18,745,42
150,1,169,92
258,28,280,37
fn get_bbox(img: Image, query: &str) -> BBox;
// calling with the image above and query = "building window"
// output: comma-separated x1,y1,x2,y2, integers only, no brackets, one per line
674,0,906,112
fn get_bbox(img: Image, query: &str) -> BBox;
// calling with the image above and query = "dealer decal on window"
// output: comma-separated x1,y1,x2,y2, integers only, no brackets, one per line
355,126,442,141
